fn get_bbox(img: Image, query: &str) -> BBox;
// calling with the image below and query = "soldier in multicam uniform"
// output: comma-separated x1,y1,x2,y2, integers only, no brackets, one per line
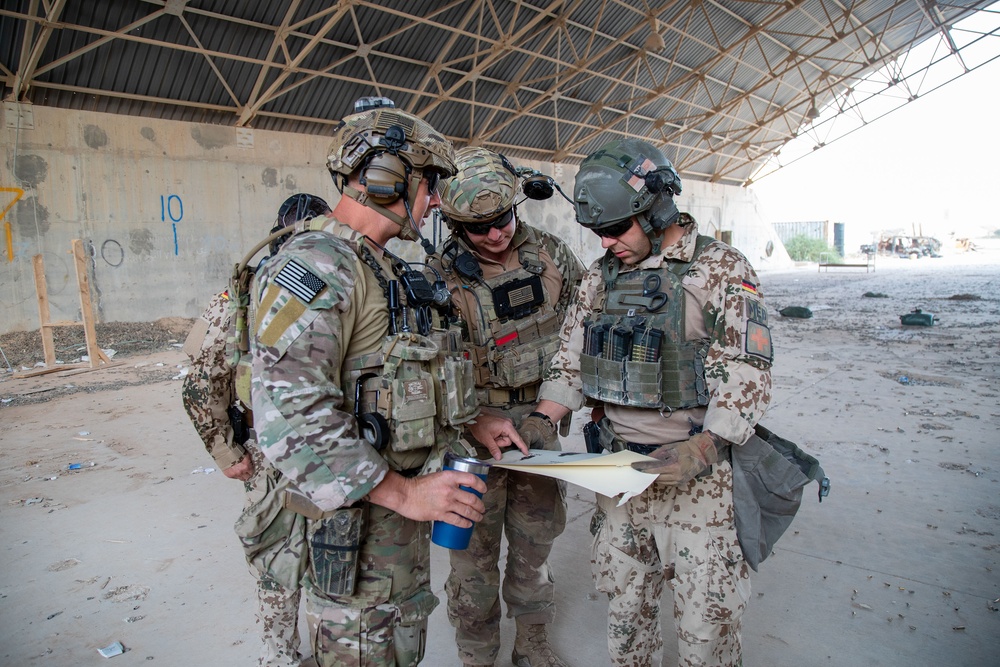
248,102,525,667
429,147,584,667
181,193,331,667
520,138,773,667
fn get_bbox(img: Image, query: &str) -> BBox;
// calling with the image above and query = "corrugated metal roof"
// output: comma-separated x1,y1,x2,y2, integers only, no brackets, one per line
2,0,998,185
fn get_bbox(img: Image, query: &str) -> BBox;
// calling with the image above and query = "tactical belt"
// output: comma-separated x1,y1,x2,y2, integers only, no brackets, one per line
476,382,540,408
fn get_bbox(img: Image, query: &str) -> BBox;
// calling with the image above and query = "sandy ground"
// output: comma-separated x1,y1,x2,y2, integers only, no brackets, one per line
1,247,998,666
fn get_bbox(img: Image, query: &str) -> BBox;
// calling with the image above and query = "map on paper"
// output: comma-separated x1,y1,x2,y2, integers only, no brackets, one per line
489,449,658,505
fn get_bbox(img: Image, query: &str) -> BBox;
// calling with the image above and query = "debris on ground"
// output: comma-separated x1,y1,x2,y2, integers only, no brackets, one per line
779,306,814,318
900,309,935,326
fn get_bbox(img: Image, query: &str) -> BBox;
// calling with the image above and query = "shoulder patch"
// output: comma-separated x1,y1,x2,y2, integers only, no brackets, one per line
745,320,773,362
274,259,326,303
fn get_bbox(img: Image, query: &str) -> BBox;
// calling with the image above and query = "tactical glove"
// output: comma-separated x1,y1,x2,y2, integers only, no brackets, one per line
630,432,720,485
517,412,558,449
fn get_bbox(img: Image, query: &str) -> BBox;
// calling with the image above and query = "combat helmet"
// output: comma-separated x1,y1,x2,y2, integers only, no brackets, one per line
327,104,456,242
574,137,682,254
269,193,331,255
439,147,519,227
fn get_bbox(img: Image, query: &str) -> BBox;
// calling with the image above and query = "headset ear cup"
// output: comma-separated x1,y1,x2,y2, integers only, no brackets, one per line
359,412,391,451
362,152,409,204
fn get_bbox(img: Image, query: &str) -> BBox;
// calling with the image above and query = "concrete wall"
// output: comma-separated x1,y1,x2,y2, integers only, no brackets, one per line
1,105,790,335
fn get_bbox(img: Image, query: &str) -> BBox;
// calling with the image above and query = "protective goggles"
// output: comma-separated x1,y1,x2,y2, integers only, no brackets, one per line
592,217,634,239
463,208,515,235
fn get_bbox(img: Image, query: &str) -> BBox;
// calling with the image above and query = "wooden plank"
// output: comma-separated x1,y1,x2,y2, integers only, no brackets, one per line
32,253,57,366
72,239,110,367
13,363,87,379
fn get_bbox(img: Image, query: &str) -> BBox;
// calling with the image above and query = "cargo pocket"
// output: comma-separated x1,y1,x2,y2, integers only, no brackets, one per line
392,588,439,666
674,529,750,630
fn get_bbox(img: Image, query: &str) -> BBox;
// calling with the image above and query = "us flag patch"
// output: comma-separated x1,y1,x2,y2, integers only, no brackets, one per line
274,259,325,303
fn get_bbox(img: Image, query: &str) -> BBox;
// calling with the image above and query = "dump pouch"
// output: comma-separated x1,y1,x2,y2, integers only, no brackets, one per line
309,505,367,597
730,425,830,571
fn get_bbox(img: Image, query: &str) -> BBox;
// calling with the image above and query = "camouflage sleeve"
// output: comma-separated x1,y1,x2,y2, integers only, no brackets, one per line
537,258,603,411
181,293,245,470
250,236,389,512
694,243,773,446
538,229,586,320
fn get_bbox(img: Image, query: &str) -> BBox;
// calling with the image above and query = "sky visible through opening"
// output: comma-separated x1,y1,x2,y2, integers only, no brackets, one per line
749,56,1000,255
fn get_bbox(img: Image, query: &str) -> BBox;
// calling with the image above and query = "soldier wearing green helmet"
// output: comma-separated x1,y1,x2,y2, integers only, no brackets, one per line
429,146,584,667
249,102,525,667
520,137,774,667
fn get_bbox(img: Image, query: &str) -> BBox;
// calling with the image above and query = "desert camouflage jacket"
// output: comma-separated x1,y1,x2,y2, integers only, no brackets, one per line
181,291,245,470
539,214,772,446
249,219,396,513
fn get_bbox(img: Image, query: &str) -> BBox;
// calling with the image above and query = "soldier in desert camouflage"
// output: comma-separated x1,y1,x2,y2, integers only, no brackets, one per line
519,138,773,667
181,193,331,667
429,147,584,667
248,100,525,667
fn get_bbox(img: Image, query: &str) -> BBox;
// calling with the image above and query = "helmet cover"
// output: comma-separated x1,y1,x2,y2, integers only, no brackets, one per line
439,147,518,224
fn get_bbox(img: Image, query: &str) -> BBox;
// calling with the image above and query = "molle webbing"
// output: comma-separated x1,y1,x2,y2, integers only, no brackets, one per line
582,236,715,410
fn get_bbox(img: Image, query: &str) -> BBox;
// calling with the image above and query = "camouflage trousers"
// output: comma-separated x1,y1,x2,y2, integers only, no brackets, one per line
255,572,303,666
304,503,439,667
590,459,751,667
445,405,568,665
238,444,310,666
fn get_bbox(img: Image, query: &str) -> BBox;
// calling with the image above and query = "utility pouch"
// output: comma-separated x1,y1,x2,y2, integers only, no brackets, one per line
309,506,367,597
379,333,439,452
430,329,479,428
731,425,830,571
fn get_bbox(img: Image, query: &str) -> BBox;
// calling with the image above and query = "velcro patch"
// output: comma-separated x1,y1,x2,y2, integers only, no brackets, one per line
745,320,773,362
744,296,768,326
274,259,325,303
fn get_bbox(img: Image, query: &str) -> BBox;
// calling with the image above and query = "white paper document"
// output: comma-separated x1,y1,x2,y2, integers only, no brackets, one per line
490,449,658,505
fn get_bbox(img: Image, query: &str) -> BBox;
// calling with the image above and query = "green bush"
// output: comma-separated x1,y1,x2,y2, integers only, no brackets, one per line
784,235,841,262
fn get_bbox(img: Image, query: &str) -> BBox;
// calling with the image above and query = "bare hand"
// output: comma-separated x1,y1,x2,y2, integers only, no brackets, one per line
468,411,529,459
390,470,488,527
223,453,254,482
630,432,720,485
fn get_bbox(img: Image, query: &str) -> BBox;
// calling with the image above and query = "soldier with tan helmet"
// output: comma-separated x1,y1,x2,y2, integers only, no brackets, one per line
248,102,524,666
521,137,773,667
430,147,584,667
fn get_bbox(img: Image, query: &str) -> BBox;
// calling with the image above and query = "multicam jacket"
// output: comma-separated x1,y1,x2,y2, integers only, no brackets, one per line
539,214,772,446
181,291,245,470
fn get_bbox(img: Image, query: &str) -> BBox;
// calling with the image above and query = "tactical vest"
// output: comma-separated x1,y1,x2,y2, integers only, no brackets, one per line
580,235,714,411
297,230,476,475
457,241,562,407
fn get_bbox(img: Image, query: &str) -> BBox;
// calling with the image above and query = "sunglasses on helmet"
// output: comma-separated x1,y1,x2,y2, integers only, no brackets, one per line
592,218,634,239
463,208,515,235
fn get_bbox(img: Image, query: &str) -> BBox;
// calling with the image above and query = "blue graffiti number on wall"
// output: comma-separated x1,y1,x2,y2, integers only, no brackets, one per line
160,194,183,255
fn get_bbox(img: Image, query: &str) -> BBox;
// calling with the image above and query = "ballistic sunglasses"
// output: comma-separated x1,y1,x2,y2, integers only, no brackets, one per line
463,208,515,235
592,218,635,239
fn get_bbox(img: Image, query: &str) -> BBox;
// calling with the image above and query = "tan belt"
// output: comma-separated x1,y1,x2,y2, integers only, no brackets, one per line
476,383,540,407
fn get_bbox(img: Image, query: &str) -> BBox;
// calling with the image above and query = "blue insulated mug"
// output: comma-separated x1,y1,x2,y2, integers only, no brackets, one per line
431,453,490,550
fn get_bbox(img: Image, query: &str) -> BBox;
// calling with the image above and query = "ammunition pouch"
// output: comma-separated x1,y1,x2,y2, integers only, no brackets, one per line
730,425,830,571
309,505,368,597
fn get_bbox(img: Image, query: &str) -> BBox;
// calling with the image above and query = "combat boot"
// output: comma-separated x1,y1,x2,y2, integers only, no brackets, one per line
511,619,569,667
